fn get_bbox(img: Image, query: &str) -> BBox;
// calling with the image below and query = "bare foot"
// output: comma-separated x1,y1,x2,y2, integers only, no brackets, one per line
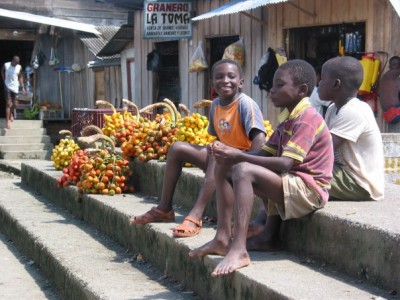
6,122,11,129
247,221,265,239
246,232,282,252
211,250,250,276
10,114,14,122
189,239,229,257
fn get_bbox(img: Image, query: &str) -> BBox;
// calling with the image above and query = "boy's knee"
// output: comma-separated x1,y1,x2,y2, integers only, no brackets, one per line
231,162,250,181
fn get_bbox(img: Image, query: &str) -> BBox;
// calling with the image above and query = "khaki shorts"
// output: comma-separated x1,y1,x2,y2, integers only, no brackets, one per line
266,173,321,220
329,163,370,201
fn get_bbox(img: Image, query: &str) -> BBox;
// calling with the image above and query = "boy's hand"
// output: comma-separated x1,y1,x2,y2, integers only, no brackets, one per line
211,141,241,165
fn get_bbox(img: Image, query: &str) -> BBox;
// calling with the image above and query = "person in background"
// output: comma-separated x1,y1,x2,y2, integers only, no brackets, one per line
1,56,26,129
319,56,384,201
379,56,400,125
309,65,331,116
130,59,266,238
189,60,334,276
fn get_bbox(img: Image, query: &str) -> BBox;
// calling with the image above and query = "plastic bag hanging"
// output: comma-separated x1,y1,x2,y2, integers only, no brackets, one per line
222,37,245,67
189,41,208,73
256,47,279,92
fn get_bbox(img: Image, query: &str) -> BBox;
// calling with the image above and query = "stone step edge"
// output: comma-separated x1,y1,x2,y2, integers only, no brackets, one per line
19,162,390,299
0,180,192,299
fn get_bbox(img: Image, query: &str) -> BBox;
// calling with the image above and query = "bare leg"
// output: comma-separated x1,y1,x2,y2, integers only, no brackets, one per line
247,201,267,239
5,106,11,129
211,163,284,276
189,162,233,257
130,142,209,224
247,214,282,251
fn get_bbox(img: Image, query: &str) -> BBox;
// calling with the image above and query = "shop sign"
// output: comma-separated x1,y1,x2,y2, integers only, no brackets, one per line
143,0,192,40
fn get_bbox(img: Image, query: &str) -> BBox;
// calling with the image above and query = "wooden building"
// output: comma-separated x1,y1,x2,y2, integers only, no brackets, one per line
128,0,399,130
0,0,130,121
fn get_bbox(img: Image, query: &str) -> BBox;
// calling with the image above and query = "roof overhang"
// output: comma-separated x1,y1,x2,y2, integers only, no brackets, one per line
192,0,288,22
0,8,100,35
389,0,400,18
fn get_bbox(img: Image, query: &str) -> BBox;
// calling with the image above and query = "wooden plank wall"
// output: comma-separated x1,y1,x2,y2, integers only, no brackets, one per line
267,0,399,127
134,0,270,118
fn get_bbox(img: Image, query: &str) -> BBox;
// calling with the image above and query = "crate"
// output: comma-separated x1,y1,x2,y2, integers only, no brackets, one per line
71,108,152,137
39,109,64,120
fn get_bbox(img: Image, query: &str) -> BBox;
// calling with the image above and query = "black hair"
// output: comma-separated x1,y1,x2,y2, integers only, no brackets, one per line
389,56,400,64
211,59,243,79
279,59,316,96
323,56,363,92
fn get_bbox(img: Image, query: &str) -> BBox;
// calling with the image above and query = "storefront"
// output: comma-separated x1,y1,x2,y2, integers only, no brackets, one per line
133,0,400,130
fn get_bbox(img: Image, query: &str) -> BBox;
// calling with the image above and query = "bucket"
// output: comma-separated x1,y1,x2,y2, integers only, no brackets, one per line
359,54,375,94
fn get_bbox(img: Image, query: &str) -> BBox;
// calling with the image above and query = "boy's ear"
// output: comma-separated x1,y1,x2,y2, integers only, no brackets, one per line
298,83,308,97
239,78,244,88
333,79,341,88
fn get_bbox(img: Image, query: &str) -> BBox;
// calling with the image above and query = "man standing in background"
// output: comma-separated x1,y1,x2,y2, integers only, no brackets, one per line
1,55,26,129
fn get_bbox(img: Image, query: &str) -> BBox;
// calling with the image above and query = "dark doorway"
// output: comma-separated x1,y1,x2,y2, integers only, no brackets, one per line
0,40,34,118
154,41,180,106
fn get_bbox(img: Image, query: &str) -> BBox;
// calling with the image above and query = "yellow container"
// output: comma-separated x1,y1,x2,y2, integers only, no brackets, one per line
359,54,374,94
371,59,381,87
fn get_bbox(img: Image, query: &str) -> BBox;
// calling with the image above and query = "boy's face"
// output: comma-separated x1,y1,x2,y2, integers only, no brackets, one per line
270,68,305,110
389,59,400,70
212,63,244,100
317,65,335,101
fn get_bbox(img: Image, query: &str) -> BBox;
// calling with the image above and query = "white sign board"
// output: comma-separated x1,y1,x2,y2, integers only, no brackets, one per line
144,0,192,39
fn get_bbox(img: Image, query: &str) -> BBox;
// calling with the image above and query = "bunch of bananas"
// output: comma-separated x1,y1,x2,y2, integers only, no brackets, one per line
51,130,81,170
176,113,216,146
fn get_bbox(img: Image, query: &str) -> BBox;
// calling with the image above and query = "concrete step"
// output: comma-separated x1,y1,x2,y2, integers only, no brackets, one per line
0,231,60,299
0,118,43,129
0,177,199,299
0,128,47,136
0,150,51,160
0,135,51,144
122,160,400,293
17,160,390,299
0,143,53,152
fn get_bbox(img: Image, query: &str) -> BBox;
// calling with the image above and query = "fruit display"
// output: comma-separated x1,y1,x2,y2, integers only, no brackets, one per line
76,149,132,196
57,149,88,187
51,130,81,170
96,100,125,140
121,100,178,162
57,134,134,196
176,113,216,146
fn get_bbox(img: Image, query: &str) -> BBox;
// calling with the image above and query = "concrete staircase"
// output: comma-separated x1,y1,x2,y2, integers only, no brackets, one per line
0,158,398,299
0,119,53,159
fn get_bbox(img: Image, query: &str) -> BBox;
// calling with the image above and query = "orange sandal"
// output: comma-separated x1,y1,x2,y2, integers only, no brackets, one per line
172,216,202,238
130,207,175,225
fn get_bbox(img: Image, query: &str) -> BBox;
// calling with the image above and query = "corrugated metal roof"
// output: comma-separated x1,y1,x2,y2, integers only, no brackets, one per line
192,0,288,21
79,25,133,59
389,0,400,17
0,8,100,35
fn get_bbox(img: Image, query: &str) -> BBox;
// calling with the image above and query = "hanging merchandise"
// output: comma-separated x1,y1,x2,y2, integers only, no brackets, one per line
222,37,245,67
254,47,279,92
189,41,208,73
358,52,387,116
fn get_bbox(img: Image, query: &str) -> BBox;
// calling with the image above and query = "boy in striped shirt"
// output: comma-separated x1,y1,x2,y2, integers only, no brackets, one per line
189,60,334,276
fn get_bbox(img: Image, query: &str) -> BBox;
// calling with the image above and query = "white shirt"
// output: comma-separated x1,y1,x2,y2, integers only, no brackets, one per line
325,98,384,200
309,87,331,116
4,62,22,93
